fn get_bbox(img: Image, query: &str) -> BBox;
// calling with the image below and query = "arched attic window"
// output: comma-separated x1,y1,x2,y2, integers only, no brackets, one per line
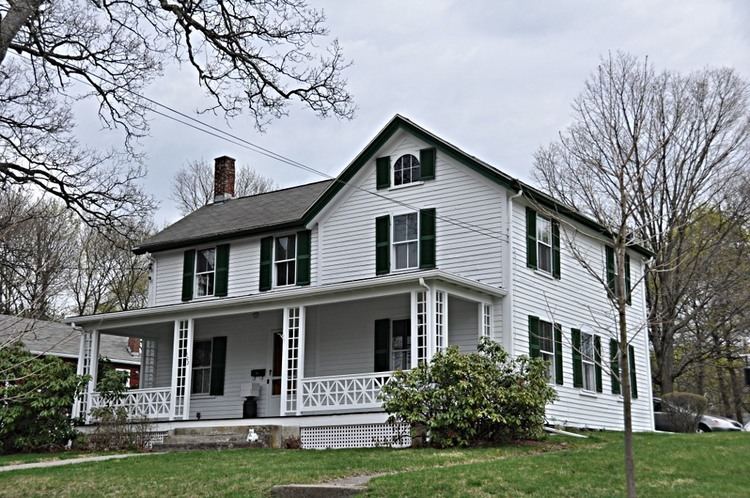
393,154,420,186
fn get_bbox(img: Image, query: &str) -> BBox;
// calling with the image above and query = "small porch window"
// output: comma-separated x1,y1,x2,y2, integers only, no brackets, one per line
191,340,212,394
275,235,296,286
536,216,552,273
393,213,418,270
538,320,555,381
391,319,411,370
195,248,216,297
581,332,596,391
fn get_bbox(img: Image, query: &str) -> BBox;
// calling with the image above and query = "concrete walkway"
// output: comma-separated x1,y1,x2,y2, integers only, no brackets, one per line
0,452,163,473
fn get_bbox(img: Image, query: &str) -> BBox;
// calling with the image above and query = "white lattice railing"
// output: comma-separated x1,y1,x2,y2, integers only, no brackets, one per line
87,387,172,420
300,372,392,413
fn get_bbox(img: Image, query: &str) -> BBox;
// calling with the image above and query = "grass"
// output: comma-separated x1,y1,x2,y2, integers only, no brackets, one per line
0,451,120,467
0,432,746,497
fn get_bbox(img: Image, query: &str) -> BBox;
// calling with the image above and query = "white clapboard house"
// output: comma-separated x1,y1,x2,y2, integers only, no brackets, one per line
67,115,654,447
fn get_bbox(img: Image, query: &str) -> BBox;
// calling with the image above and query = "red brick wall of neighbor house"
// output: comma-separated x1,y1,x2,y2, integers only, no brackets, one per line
128,337,141,354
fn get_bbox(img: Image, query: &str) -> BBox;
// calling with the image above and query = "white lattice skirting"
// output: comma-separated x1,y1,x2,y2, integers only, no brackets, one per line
300,423,411,449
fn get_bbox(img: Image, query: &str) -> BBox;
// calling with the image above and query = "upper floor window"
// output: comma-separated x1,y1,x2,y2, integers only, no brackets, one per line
393,213,418,270
195,248,216,297
536,215,552,273
393,154,421,186
275,235,296,286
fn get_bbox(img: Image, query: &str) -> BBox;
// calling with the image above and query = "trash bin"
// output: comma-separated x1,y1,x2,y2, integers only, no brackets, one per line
243,397,257,418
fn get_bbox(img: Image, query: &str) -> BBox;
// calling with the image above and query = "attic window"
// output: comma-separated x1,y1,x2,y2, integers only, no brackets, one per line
393,154,420,186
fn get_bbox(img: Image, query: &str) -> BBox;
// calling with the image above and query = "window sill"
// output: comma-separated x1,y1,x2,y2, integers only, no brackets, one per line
193,294,217,301
191,394,216,399
578,390,598,399
533,269,556,280
389,181,424,191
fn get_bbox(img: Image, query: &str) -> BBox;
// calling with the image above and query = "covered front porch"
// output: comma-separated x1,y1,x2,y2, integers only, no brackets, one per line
71,271,504,423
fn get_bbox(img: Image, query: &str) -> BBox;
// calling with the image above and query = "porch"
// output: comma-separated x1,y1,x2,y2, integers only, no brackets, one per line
72,272,504,423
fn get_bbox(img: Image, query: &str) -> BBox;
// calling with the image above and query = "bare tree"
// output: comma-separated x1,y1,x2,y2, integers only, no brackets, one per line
534,53,662,498
1,0,352,233
171,159,276,215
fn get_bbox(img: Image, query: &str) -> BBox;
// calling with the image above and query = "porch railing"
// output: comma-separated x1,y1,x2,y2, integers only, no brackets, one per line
300,371,393,413
86,387,172,420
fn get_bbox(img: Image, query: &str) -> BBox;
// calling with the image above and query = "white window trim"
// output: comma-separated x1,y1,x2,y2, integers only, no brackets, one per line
536,215,553,275
390,316,411,370
194,246,217,299
538,319,556,384
392,153,421,187
391,212,420,272
580,331,596,393
191,339,212,395
273,233,298,288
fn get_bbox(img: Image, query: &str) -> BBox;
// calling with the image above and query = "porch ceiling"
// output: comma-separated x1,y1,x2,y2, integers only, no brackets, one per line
65,269,505,330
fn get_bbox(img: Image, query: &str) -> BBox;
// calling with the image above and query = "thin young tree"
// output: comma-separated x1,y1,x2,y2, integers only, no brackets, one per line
171,159,276,215
534,53,662,498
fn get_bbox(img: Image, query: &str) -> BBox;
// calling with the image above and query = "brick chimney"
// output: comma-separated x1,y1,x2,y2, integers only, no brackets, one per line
214,155,236,202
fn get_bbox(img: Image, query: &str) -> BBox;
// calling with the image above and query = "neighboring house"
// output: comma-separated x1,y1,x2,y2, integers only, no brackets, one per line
66,115,654,446
0,314,140,387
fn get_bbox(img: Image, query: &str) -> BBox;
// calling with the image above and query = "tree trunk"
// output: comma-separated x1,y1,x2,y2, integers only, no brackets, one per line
617,247,636,498
728,366,744,423
658,339,675,395
0,0,42,64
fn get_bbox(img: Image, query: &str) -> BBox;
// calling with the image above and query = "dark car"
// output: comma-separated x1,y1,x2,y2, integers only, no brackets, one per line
653,397,743,432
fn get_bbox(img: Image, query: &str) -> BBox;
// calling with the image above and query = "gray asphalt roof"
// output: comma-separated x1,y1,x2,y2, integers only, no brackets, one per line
0,314,139,365
134,179,334,254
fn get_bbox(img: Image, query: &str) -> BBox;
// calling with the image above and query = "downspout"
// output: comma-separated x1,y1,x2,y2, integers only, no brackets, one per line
503,188,524,357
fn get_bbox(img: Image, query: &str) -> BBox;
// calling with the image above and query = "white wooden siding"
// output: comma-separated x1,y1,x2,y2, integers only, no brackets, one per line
305,294,410,377
189,311,283,420
318,131,506,288
510,200,653,431
447,296,479,353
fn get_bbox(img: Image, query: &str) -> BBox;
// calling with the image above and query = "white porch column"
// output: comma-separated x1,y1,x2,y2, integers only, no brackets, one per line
434,289,447,356
280,306,304,416
74,329,96,420
479,302,493,341
411,290,431,366
170,319,194,421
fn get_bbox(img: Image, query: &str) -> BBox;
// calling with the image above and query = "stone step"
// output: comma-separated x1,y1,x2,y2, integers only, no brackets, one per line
172,426,250,437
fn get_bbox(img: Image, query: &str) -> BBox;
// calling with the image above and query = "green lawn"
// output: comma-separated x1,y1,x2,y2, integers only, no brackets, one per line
0,432,746,497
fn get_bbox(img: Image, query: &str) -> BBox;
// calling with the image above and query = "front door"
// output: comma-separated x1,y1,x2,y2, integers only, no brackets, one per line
265,331,283,416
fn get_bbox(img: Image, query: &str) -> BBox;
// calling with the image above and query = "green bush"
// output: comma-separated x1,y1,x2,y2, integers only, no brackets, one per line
662,392,707,433
380,339,556,447
0,343,88,453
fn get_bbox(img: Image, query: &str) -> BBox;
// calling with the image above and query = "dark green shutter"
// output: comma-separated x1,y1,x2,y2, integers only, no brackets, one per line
594,336,603,393
629,344,638,398
419,208,436,269
375,216,390,275
552,219,561,279
554,323,563,385
625,253,632,305
572,328,583,388
296,230,311,286
209,336,227,396
606,246,616,296
419,147,436,180
610,338,621,395
181,249,196,302
374,319,390,372
376,156,390,190
528,316,540,358
259,237,273,291
526,207,537,269
214,244,230,297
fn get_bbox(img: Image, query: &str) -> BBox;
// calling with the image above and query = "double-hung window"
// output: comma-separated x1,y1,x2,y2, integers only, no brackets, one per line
538,320,555,382
536,216,552,273
191,340,212,394
195,248,216,297
581,332,596,391
275,235,296,286
393,154,421,186
390,319,411,370
393,213,418,270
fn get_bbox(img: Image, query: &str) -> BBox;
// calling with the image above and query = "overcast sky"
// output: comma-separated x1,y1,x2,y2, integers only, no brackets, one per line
79,0,750,226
